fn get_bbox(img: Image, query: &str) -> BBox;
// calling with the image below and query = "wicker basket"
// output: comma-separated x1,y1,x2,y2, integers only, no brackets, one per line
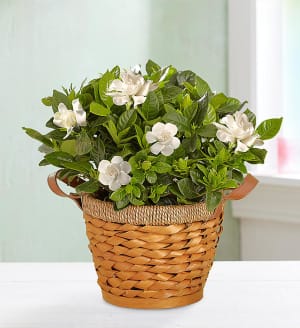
48,172,257,309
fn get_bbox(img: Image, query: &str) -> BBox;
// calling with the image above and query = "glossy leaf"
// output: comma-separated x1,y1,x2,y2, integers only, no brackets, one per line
22,127,53,148
206,190,222,211
117,109,137,131
256,118,283,140
90,102,111,116
177,178,200,199
76,180,100,193
75,131,92,155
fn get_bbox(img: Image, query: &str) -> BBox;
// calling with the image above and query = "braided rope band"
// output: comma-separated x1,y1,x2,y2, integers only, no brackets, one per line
82,194,214,226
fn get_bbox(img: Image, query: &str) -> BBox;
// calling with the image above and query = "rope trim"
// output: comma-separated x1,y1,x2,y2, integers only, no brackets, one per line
82,194,215,225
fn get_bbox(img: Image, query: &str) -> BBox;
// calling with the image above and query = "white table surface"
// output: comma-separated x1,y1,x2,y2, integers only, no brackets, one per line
0,261,299,328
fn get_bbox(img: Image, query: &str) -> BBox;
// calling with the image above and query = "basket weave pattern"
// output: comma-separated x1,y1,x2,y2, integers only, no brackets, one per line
83,199,224,309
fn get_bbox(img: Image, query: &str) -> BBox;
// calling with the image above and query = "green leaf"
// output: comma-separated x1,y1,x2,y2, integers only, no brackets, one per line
60,140,76,156
149,184,168,203
210,93,227,108
41,97,53,106
218,100,246,114
110,188,127,202
92,80,101,103
197,124,217,137
184,102,198,123
206,190,222,211
177,178,200,199
168,184,191,203
141,92,160,120
76,180,100,193
88,116,109,132
164,103,176,113
183,81,199,98
38,144,53,154
232,161,247,173
90,102,111,116
194,93,209,124
134,124,144,148
23,127,53,148
246,148,267,164
51,90,71,112
39,158,49,166
190,168,203,184
152,162,172,174
56,168,79,183
117,109,137,131
131,170,145,184
256,118,283,140
182,134,199,153
105,120,119,145
118,128,132,142
135,150,148,162
195,76,211,98
146,171,157,184
90,136,105,165
111,65,120,78
222,180,238,189
99,70,114,108
150,65,175,83
45,151,92,173
162,111,189,132
161,85,182,103
45,129,68,140
46,118,57,129
117,143,135,158
196,164,208,176
244,108,256,127
203,104,216,125
146,59,161,75
181,94,192,109
176,71,196,86
141,160,152,171
63,161,93,174
115,197,130,210
231,169,244,183
132,185,141,198
129,196,144,206
44,151,74,167
75,131,92,155
78,93,93,107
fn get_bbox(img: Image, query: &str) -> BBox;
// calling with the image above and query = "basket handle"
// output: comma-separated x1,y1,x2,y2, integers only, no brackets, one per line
213,173,258,219
47,170,83,210
224,174,258,201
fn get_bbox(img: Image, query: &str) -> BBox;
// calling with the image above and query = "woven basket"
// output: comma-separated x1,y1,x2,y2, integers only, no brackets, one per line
48,172,258,309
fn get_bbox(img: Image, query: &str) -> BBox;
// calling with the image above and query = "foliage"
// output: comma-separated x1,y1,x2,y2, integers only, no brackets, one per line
23,60,282,211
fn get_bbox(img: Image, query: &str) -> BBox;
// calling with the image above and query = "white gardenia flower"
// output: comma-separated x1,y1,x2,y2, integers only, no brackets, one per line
107,69,157,108
213,111,263,153
53,99,86,138
98,156,131,191
131,64,141,74
146,122,180,156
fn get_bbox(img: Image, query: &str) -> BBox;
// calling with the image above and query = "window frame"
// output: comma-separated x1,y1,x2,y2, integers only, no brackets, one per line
228,0,300,231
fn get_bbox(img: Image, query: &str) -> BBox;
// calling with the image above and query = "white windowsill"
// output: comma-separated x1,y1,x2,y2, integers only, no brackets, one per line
255,174,300,187
232,174,300,224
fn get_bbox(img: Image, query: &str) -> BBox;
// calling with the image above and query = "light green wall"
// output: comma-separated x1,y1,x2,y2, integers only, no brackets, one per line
0,0,238,261
148,0,228,92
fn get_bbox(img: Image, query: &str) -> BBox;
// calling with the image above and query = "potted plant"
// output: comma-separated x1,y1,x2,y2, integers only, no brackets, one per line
23,60,282,309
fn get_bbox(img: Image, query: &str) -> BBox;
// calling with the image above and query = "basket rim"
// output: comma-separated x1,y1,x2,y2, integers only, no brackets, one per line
82,193,220,225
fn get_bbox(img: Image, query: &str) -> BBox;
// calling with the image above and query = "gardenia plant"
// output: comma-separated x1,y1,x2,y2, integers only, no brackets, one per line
23,60,282,211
